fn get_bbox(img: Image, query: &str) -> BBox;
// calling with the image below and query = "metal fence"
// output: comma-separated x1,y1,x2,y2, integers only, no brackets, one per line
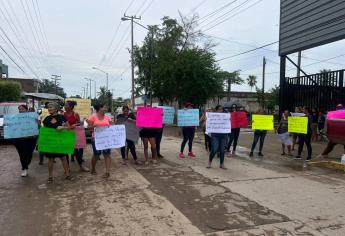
281,69,345,112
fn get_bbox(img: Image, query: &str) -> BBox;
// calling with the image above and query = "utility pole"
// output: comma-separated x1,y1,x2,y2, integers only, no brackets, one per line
121,14,141,110
51,74,61,95
84,78,93,100
82,87,85,99
92,79,96,99
262,57,266,109
297,51,302,78
111,89,114,112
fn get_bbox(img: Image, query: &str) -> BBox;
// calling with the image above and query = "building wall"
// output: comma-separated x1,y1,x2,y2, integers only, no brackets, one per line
7,78,40,93
205,92,261,112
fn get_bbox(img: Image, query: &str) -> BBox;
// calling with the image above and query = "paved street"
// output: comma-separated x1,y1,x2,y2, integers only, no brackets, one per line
0,131,344,236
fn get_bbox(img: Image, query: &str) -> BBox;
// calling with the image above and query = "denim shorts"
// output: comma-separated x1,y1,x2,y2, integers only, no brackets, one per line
91,140,111,156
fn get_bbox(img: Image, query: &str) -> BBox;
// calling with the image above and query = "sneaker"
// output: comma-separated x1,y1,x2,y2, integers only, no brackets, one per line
152,159,158,165
188,152,196,158
306,157,312,162
80,165,90,172
294,156,302,160
179,152,185,158
158,154,164,159
249,152,253,157
258,152,264,157
21,169,28,177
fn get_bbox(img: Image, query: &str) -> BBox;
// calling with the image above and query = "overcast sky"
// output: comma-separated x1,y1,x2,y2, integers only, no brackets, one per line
1,0,344,99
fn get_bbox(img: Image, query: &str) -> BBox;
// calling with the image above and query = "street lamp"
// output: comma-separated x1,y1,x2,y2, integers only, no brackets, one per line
92,67,108,91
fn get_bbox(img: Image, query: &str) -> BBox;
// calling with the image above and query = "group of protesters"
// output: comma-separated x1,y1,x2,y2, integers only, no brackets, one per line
9,100,345,183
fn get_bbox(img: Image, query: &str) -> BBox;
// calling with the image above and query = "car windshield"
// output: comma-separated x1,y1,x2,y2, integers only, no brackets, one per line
0,105,19,116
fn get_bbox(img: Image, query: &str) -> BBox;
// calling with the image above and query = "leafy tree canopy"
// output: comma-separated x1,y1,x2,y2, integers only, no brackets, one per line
38,79,66,98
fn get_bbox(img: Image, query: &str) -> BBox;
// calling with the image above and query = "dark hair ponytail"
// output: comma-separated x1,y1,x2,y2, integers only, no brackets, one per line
66,100,77,110
94,103,105,112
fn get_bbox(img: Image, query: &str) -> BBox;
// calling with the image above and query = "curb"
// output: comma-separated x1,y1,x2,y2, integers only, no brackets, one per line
308,161,345,171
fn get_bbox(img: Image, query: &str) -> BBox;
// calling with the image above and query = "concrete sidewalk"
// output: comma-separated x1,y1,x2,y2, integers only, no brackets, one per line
0,131,344,236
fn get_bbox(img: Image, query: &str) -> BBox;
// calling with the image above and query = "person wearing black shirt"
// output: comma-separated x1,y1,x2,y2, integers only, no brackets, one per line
116,106,141,165
42,102,71,182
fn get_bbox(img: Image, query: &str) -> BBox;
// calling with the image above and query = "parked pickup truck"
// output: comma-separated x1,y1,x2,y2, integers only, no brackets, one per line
327,119,345,145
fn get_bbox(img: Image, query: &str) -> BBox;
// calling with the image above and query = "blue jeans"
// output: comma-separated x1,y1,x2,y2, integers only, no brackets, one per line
209,133,228,165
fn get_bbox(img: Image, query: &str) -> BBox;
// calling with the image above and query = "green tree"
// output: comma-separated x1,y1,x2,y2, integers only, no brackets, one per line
96,86,112,111
38,79,66,98
217,70,244,101
319,69,336,86
246,75,257,92
133,16,222,107
255,85,279,112
0,81,21,102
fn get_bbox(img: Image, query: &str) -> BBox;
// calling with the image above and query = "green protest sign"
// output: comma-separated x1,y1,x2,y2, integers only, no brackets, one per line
38,127,76,154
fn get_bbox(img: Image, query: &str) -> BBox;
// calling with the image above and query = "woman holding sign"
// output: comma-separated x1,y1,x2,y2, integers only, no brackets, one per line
64,101,89,172
249,109,268,157
179,103,197,158
42,102,71,182
227,105,241,156
87,103,113,178
296,107,313,161
276,110,292,156
116,106,141,165
207,105,228,169
13,105,38,177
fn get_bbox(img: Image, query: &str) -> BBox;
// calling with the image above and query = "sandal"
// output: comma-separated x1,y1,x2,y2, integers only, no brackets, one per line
220,165,227,170
47,177,53,183
103,173,110,179
152,159,158,165
91,170,97,175
65,175,73,180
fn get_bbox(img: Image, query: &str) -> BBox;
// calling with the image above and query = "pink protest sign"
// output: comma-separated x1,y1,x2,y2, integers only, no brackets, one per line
327,110,345,120
75,126,86,149
231,112,247,128
136,107,163,128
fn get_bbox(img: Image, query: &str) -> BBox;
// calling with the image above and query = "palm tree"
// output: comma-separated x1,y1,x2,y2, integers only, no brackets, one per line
218,70,244,100
247,75,257,92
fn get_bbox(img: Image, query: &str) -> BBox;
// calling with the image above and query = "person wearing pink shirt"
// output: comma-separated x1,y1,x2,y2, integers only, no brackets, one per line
87,103,113,178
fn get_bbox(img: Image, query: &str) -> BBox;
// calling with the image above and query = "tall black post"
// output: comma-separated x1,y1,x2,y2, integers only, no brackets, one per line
279,55,286,116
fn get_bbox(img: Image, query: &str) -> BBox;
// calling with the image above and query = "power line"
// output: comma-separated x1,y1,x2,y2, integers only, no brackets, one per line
198,0,239,24
200,0,246,26
0,3,44,77
0,26,41,78
190,0,208,13
138,0,154,16
21,0,47,57
135,0,149,15
216,41,279,62
0,45,28,75
19,0,47,66
31,0,50,54
125,0,136,14
203,0,264,32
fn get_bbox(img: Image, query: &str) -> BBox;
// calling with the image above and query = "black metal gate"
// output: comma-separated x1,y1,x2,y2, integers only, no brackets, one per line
280,69,345,112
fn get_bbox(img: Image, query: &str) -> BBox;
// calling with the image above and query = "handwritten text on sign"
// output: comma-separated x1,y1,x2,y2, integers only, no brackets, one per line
38,127,76,154
177,109,199,127
4,112,39,139
75,126,87,149
158,106,175,124
124,121,139,143
252,115,274,130
288,116,308,134
206,112,231,133
94,125,126,150
231,112,247,129
136,107,163,128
